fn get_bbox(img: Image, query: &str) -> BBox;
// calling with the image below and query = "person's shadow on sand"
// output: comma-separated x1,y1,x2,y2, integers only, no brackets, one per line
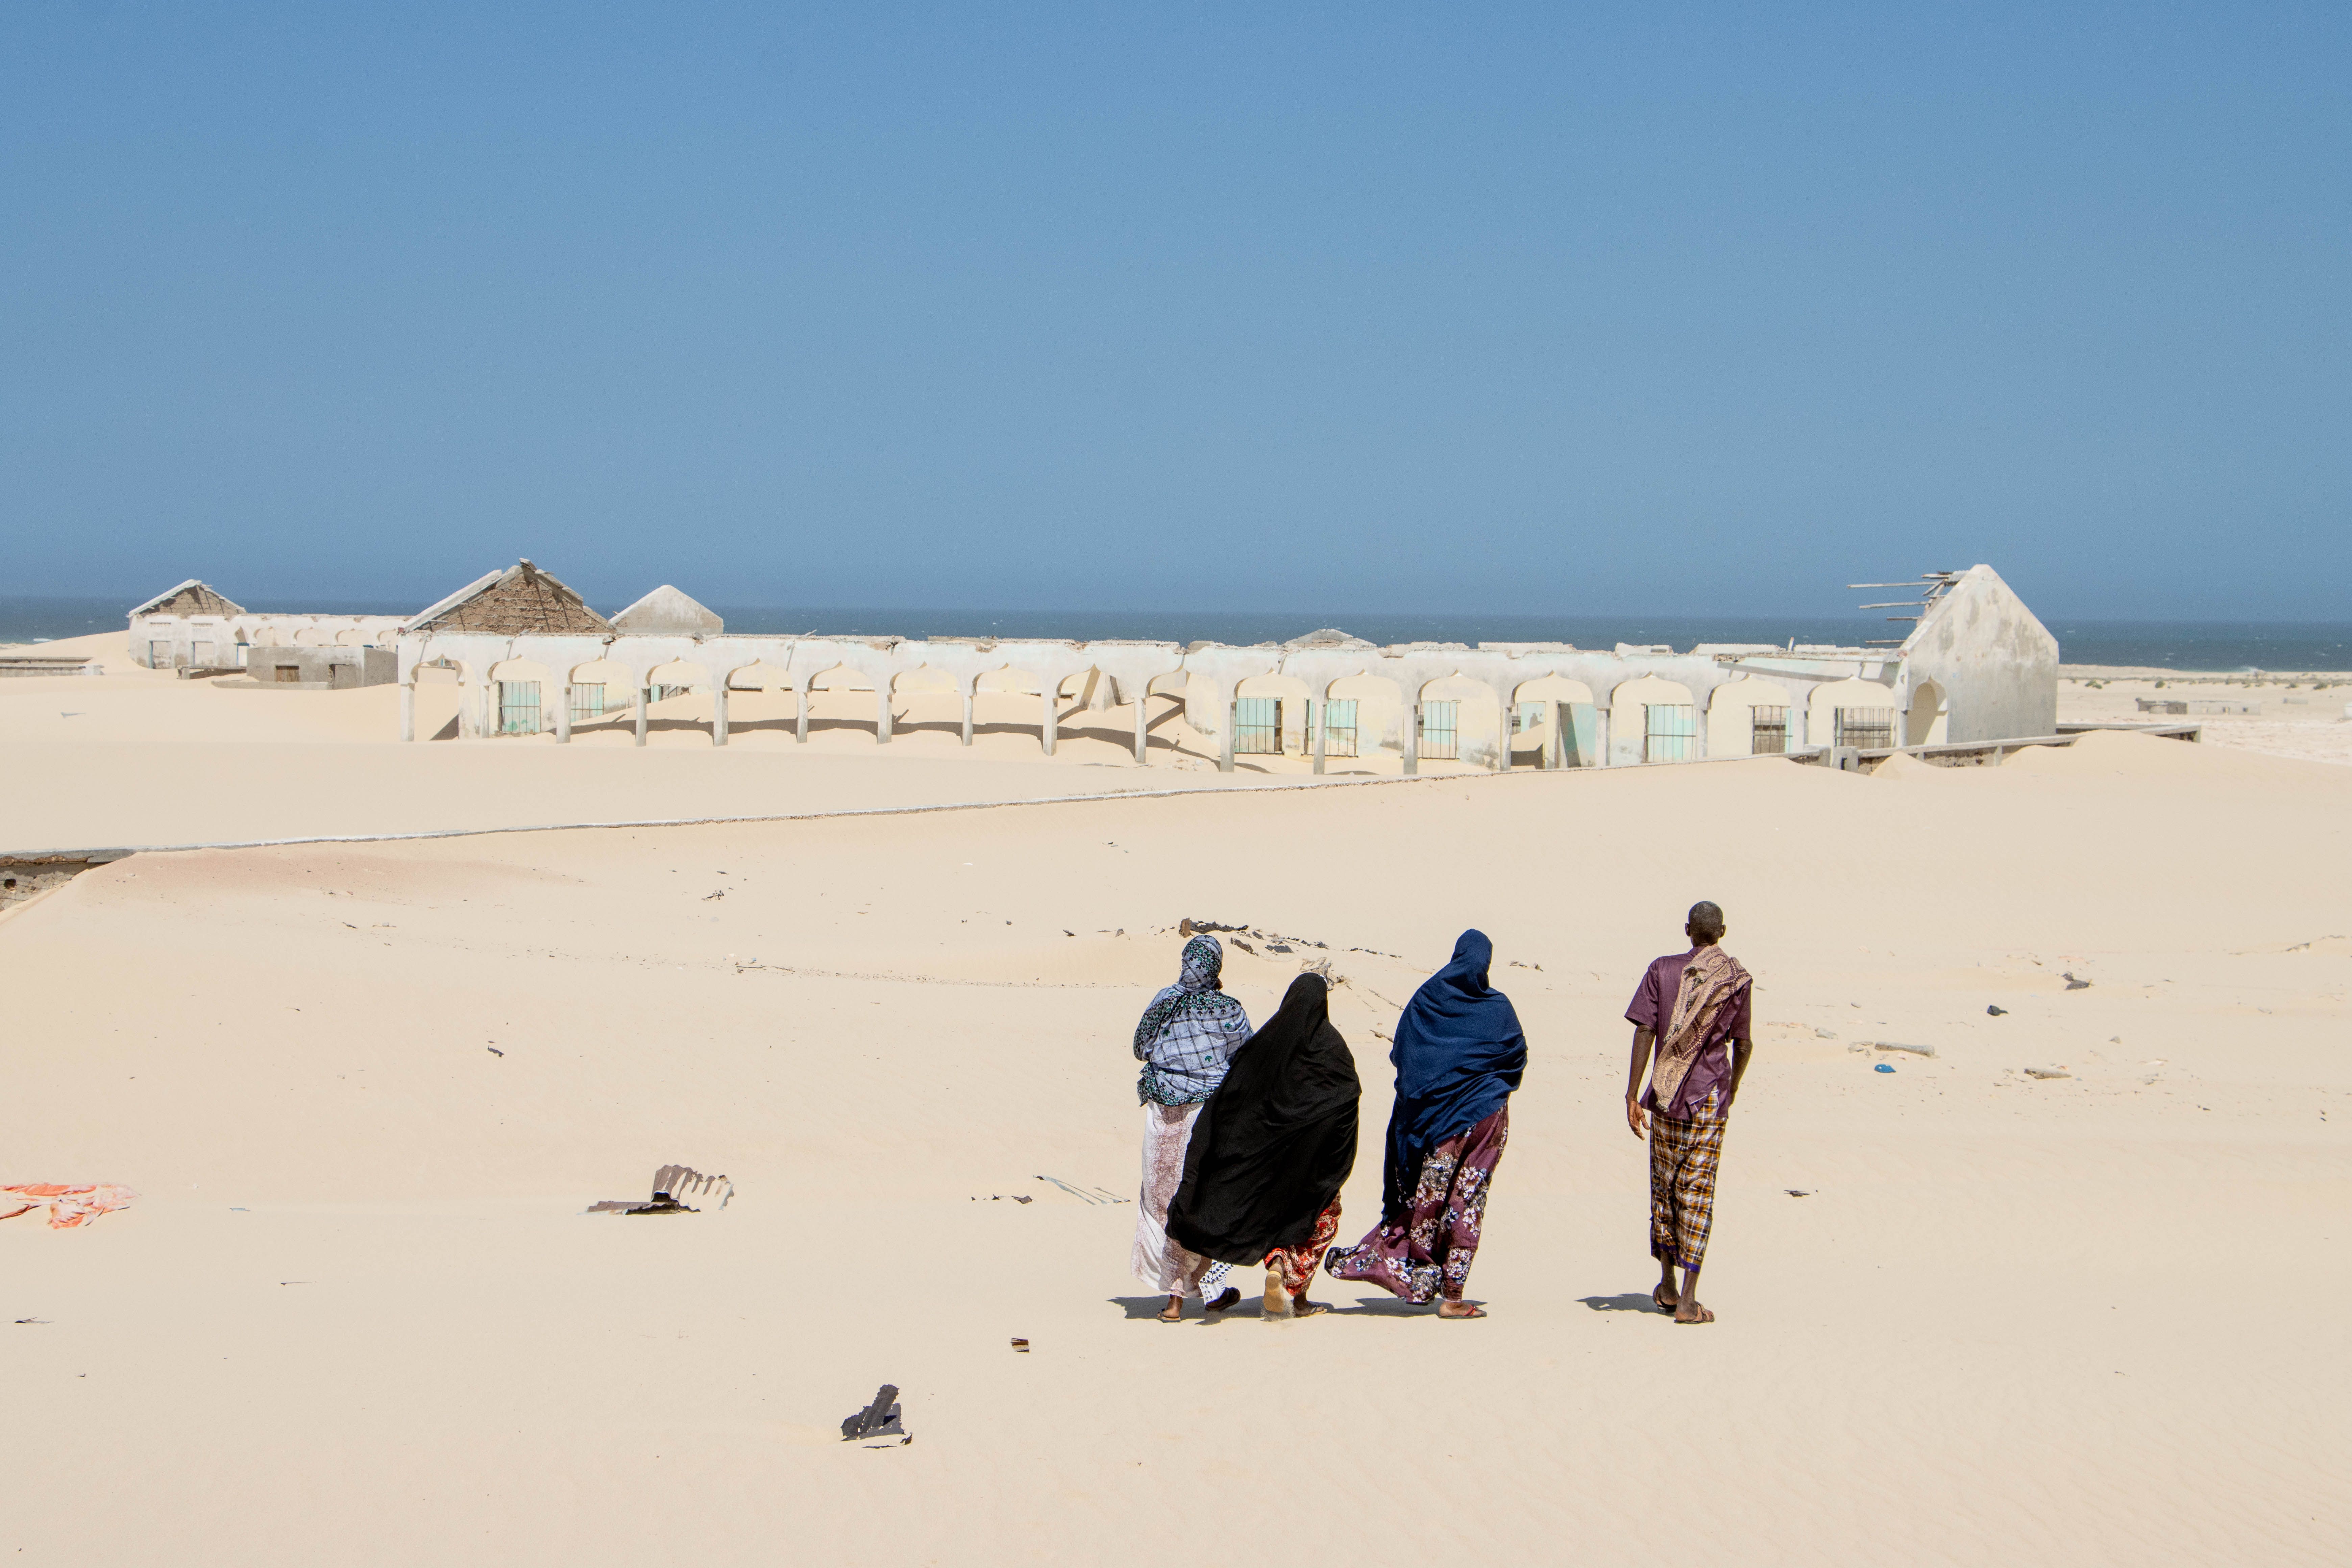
1107,1295,1269,1321
1577,1292,1663,1313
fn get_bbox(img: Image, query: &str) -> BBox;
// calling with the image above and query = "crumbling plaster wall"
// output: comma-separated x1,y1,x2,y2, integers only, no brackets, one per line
1895,566,2059,744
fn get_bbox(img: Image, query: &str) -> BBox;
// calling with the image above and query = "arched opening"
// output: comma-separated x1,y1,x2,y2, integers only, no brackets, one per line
409,657,472,741
1511,675,1597,767
1809,677,1897,751
643,658,715,741
563,657,635,739
1233,673,1313,765
486,658,554,737
1320,673,1407,771
805,662,882,740
1416,675,1504,770
1905,680,1949,747
334,627,369,646
1608,675,1697,764
1707,677,1797,758
717,660,796,743
885,665,963,743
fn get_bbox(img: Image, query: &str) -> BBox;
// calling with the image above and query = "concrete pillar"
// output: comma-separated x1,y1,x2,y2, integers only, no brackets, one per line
1041,684,1057,756
635,685,650,747
1692,684,1712,759
1311,695,1326,775
556,684,572,744
1593,706,1611,766
961,690,975,746
1546,702,1563,769
1132,684,1149,764
712,682,729,747
876,686,892,744
399,682,415,742
1218,698,1235,773
1789,699,1810,754
796,683,810,744
1404,701,1420,776
1497,691,1513,772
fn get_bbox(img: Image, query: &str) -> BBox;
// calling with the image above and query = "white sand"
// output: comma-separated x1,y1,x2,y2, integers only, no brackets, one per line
3,648,2347,1564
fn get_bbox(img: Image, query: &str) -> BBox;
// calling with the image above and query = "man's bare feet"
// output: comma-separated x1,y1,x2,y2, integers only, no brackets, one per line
1289,1296,1331,1318
1437,1299,1487,1319
1262,1265,1294,1319
1159,1294,1183,1322
1202,1287,1241,1314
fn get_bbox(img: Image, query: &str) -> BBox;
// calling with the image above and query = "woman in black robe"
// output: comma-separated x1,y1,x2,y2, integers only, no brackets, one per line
1166,973,1361,1319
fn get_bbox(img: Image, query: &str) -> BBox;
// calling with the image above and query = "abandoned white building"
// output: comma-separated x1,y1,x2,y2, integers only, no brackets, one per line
393,561,2061,772
127,581,408,672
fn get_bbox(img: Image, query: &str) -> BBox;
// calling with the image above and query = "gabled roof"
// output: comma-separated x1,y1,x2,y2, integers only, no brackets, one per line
130,580,246,618
1284,627,1373,650
611,585,724,636
408,560,612,636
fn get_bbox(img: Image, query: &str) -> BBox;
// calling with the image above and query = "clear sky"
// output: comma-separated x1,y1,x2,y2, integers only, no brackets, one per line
3,4,2345,617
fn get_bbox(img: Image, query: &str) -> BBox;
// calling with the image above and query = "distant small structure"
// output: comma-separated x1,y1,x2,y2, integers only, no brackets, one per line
613,585,724,637
244,645,398,689
127,580,406,671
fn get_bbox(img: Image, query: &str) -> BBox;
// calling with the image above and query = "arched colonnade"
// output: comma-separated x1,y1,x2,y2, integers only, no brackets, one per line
401,631,1910,771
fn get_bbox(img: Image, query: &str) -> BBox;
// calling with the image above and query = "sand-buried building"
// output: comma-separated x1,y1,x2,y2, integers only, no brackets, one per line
388,562,2063,771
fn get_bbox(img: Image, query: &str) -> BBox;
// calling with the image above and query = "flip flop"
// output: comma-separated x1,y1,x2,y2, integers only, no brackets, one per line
1158,1301,1183,1323
1438,1303,1487,1319
1652,1284,1677,1313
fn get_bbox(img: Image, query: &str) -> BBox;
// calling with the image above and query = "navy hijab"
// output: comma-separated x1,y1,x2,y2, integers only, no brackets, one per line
1380,930,1526,1219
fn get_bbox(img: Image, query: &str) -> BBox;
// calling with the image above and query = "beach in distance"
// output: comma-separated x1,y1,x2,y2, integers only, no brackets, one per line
0,641,2345,1566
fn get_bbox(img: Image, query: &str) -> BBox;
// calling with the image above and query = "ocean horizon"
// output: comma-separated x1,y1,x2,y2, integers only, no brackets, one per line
8,594,2348,673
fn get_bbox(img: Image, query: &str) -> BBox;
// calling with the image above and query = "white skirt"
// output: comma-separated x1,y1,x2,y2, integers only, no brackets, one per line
1131,1102,1215,1296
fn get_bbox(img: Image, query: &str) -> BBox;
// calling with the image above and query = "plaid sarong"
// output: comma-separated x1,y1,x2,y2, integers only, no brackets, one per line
1649,1087,1726,1270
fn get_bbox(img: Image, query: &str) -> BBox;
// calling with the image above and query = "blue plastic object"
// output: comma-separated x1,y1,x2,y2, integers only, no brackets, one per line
1873,1063,1896,1074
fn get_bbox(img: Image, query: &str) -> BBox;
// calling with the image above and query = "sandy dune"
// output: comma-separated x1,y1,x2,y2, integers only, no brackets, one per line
3,725,2345,1566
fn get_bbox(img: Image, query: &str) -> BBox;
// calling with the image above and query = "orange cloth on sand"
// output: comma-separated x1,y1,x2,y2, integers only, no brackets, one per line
0,1184,138,1229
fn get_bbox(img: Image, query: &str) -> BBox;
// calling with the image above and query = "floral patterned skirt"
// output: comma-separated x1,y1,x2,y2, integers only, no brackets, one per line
1324,1105,1509,1303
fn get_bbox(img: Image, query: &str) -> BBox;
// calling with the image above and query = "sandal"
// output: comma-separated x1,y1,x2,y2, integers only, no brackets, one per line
1438,1302,1487,1319
1651,1284,1677,1314
1158,1299,1183,1323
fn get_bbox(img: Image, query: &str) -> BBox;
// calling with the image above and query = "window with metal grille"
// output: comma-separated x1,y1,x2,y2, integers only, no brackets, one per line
570,683,607,722
1419,701,1459,759
499,680,542,735
1320,699,1358,757
1834,707,1893,749
1751,705,1788,755
1233,696,1280,754
1644,703,1696,762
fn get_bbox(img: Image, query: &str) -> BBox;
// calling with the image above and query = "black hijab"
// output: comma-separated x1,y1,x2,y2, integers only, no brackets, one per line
1166,973,1361,1265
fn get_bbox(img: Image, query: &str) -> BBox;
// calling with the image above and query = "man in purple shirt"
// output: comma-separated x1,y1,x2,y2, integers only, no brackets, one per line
1623,901,1753,1325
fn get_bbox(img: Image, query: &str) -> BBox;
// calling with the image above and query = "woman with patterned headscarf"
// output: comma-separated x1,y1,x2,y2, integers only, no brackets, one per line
1130,934,1253,1321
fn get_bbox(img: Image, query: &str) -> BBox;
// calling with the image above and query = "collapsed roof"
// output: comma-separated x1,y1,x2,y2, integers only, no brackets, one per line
408,560,613,636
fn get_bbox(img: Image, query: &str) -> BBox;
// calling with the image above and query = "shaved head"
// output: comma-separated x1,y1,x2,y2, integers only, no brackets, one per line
1686,901,1726,944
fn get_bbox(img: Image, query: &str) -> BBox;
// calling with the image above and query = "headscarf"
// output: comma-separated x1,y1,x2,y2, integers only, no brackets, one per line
1379,930,1526,1219
1166,973,1361,1264
1132,935,1250,1105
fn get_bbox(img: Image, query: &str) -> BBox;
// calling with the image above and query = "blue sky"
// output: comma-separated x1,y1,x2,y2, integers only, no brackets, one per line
3,4,2345,616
